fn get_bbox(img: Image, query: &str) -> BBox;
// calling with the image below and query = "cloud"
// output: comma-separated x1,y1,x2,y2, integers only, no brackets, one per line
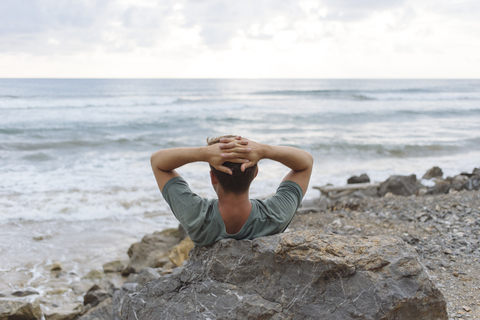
0,0,177,54
0,0,479,78
0,0,417,54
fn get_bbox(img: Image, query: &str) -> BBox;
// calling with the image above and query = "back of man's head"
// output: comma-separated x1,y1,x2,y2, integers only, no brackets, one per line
207,135,258,195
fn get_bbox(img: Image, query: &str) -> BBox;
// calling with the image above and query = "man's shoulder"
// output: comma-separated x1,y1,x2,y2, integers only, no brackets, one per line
161,176,190,196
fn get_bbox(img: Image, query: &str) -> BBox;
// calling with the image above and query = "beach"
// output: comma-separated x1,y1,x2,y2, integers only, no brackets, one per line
292,186,480,319
1,79,480,318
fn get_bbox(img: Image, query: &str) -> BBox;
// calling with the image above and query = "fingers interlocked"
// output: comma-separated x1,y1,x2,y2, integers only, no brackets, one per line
218,136,252,167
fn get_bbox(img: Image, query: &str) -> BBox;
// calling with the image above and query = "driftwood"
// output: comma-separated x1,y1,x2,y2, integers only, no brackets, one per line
313,182,380,196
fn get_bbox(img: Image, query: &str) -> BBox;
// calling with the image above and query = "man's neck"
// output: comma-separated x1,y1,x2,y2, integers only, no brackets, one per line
217,191,252,235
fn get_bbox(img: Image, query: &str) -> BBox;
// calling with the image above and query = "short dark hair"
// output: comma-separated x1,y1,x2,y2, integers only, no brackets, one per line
207,135,257,195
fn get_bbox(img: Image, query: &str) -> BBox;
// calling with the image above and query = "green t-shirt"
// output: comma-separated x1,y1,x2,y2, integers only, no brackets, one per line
162,177,303,246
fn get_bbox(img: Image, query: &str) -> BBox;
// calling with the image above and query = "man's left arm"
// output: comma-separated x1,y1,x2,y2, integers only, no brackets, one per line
150,140,250,192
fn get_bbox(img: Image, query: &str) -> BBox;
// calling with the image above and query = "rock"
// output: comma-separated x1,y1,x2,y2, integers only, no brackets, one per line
347,173,370,184
161,261,175,270
102,261,125,273
422,166,443,180
136,268,161,287
54,271,67,278
33,234,52,241
154,257,170,268
112,290,129,320
0,300,43,320
121,231,447,320
379,174,418,196
300,196,329,212
78,297,113,320
452,174,469,190
157,227,180,238
463,175,480,191
122,229,180,275
427,183,451,195
82,269,104,280
11,289,39,297
50,262,63,271
44,303,83,320
100,274,125,294
84,285,111,307
417,187,428,196
121,283,138,292
427,175,470,194
168,237,194,267
47,288,69,295
70,281,93,295
124,273,138,284
362,186,379,197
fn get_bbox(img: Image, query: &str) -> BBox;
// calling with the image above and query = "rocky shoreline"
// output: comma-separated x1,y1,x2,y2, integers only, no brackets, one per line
1,166,479,320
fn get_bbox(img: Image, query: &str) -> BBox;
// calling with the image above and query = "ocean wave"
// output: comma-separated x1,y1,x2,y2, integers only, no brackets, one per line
1,140,102,151
309,141,480,158
0,96,178,110
0,95,20,99
0,128,24,134
251,89,480,101
253,89,363,98
22,152,53,161
1,136,158,152
174,98,227,104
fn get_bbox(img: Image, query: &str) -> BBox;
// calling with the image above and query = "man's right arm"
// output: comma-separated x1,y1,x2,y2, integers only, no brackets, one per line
219,139,313,196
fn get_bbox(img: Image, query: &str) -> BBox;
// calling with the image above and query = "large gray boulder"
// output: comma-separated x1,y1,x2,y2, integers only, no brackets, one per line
379,174,418,196
121,231,447,320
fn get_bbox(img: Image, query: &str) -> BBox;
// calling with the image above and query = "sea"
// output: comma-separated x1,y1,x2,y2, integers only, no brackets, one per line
1,79,479,293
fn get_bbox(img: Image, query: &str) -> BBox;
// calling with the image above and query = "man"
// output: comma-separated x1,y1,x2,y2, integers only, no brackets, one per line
151,135,313,246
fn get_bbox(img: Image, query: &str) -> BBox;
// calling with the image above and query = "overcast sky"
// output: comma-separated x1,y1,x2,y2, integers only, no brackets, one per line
0,0,479,78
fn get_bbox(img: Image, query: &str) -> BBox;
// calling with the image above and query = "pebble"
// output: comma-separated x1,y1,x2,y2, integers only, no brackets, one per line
103,260,126,273
82,269,104,280
11,290,39,297
47,288,69,295
50,262,63,271
462,306,471,312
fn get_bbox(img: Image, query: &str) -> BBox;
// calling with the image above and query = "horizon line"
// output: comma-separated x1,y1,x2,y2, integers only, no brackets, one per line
1,77,479,80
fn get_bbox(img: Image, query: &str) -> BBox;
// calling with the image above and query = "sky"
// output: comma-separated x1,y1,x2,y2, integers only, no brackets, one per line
0,0,479,78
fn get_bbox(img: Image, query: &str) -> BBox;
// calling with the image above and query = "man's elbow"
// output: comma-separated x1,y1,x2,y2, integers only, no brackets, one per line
150,151,161,169
304,152,314,171
307,152,314,167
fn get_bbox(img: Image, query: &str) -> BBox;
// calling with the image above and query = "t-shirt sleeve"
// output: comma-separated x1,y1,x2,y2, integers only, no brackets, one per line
161,177,210,239
264,180,303,229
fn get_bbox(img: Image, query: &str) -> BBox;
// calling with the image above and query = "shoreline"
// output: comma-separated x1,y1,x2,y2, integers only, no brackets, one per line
0,216,178,297
1,166,479,319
